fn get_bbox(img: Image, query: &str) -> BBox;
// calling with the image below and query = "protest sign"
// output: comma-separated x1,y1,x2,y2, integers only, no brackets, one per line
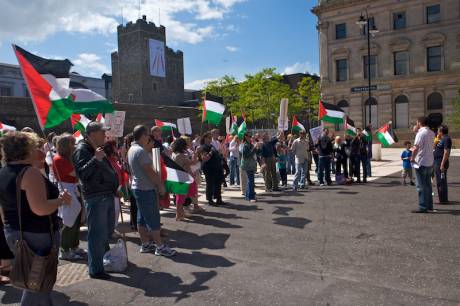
177,117,192,135
309,125,323,144
105,111,125,138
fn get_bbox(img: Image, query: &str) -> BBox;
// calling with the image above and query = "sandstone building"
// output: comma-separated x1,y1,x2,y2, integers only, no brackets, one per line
312,0,460,132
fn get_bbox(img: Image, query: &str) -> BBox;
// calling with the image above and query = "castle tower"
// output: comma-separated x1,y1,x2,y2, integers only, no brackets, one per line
111,15,184,106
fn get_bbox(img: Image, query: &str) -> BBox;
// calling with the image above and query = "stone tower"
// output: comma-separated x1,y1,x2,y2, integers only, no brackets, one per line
111,15,184,106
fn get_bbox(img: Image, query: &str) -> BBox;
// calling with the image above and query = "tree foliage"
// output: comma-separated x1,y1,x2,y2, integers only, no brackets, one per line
447,87,460,130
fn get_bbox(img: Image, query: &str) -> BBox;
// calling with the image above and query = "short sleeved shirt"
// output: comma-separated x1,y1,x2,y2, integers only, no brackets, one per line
401,150,412,169
127,143,156,190
52,155,77,183
414,127,435,167
434,135,452,160
291,138,310,163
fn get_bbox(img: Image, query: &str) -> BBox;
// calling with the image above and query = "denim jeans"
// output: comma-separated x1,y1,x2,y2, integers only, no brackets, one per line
229,156,240,185
245,170,256,200
287,151,296,174
84,194,115,275
353,155,368,181
415,166,434,211
318,156,332,185
5,229,59,306
434,159,448,203
366,159,372,177
293,160,308,189
132,189,160,231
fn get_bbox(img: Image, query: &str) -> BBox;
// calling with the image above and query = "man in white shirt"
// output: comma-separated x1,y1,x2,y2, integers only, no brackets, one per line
290,130,311,190
228,135,240,185
411,116,435,213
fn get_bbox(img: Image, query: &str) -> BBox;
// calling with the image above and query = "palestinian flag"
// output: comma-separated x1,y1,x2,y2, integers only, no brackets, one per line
319,101,345,124
161,155,194,195
0,122,16,132
203,98,225,125
363,129,372,142
237,120,247,140
96,113,105,124
71,114,91,133
13,45,74,129
345,117,357,136
155,119,177,131
291,115,305,133
230,115,238,135
376,123,396,147
70,88,114,115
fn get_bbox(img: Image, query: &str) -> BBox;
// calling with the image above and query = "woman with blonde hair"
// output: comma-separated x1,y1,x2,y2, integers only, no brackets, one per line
0,131,71,306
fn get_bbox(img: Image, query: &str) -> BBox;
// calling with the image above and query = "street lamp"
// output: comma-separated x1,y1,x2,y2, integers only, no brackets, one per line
356,8,379,126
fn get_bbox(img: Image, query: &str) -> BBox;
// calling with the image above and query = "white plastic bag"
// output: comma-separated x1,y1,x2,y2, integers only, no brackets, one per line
103,239,128,272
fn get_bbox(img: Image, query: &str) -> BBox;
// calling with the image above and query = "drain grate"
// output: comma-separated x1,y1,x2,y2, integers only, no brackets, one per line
55,262,90,287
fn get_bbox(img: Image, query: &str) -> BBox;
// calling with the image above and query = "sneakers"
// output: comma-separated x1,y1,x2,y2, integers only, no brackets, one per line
59,250,84,261
89,272,111,280
72,247,86,256
140,242,156,253
155,245,177,257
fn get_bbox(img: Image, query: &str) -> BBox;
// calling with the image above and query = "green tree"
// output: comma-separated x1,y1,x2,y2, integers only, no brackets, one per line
296,76,321,116
203,75,239,107
447,88,460,130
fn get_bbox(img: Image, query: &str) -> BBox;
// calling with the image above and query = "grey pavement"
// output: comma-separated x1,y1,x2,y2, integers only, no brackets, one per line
1,156,460,306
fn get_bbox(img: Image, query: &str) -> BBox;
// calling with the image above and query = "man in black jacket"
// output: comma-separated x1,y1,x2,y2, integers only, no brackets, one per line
72,122,118,280
351,128,368,183
317,128,333,186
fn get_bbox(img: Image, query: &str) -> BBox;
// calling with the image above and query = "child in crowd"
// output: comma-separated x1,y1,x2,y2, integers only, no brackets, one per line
276,143,288,186
401,141,414,186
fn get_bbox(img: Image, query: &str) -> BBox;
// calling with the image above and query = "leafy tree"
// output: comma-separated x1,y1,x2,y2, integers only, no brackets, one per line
447,87,460,130
203,75,239,107
297,76,321,117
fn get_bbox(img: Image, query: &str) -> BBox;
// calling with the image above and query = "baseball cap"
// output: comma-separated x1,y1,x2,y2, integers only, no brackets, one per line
86,121,110,135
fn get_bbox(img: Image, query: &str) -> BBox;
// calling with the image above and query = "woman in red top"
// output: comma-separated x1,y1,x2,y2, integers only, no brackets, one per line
53,134,85,261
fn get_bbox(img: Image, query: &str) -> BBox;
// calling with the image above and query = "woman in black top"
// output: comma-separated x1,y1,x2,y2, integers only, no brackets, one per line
0,132,71,306
198,132,225,206
333,136,348,178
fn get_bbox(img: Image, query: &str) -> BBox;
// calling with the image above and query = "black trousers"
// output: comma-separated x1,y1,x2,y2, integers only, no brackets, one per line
434,159,449,203
335,158,348,178
129,194,138,230
0,218,14,260
204,170,223,202
279,168,287,186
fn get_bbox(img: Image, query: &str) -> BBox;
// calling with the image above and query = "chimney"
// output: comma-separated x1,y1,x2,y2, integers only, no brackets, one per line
142,15,146,21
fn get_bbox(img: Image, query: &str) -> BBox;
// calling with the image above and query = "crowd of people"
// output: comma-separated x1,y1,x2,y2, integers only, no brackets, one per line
0,115,453,305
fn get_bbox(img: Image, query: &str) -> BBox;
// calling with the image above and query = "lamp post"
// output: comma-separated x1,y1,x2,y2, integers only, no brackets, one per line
356,9,379,126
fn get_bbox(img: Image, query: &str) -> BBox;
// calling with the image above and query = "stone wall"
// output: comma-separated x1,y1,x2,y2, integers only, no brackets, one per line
0,97,202,136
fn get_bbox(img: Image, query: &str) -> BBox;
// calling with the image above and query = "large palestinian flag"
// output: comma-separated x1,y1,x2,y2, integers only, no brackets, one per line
161,155,194,195
13,45,74,129
376,123,397,147
203,97,225,125
230,115,238,135
319,101,345,124
155,119,177,131
71,88,114,115
291,115,305,133
345,117,357,136
237,120,247,140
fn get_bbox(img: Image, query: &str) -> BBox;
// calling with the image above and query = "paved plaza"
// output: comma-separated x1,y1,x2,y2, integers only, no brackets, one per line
1,150,459,306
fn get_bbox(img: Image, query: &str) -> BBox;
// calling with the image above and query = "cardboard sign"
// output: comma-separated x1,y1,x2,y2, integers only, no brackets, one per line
277,116,289,131
309,125,323,144
278,98,288,131
105,111,125,138
177,117,192,135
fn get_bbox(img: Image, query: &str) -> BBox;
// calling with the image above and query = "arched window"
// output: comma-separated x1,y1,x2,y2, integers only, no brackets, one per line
395,95,409,129
364,97,378,129
427,92,443,110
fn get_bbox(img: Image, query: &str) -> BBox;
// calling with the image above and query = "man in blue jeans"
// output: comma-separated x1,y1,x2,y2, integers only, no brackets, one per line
228,135,240,186
411,116,435,213
317,128,333,186
73,122,119,280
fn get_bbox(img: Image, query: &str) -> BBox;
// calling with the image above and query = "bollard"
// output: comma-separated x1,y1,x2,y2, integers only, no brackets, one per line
372,143,382,161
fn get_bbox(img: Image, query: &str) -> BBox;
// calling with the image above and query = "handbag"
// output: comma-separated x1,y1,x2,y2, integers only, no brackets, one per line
9,167,58,293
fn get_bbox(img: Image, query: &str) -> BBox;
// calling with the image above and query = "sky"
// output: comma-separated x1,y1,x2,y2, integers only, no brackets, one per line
0,0,319,90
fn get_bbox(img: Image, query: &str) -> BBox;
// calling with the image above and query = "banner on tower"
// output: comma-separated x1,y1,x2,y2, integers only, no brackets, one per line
149,39,166,77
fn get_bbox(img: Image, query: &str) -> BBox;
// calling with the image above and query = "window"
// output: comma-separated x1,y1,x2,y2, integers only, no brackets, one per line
427,92,443,110
364,97,378,128
426,4,440,24
393,12,406,30
362,17,375,35
23,84,30,97
427,46,442,72
335,23,347,39
0,86,12,96
336,59,348,82
395,95,409,129
363,55,377,79
394,51,408,75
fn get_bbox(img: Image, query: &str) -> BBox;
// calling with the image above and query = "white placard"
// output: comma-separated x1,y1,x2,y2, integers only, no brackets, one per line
152,148,161,173
278,98,288,131
309,125,323,144
149,39,166,77
277,116,289,131
177,117,192,135
105,111,126,138
225,116,231,135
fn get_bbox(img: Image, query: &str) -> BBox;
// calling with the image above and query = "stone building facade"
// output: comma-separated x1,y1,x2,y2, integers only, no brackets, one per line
111,16,184,106
312,0,460,132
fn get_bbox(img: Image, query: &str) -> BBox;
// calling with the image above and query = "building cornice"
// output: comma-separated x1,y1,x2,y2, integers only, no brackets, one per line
312,0,372,16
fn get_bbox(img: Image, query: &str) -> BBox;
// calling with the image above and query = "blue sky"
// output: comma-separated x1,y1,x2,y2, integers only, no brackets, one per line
0,0,319,90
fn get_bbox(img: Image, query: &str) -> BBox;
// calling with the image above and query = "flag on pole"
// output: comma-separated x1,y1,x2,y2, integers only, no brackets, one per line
291,115,305,133
71,114,91,142
13,45,74,129
70,88,114,115
203,97,225,125
161,155,194,195
0,122,16,132
237,120,247,140
230,115,238,135
362,129,372,142
155,119,177,131
376,123,396,147
96,113,105,124
319,100,345,124
345,117,357,136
